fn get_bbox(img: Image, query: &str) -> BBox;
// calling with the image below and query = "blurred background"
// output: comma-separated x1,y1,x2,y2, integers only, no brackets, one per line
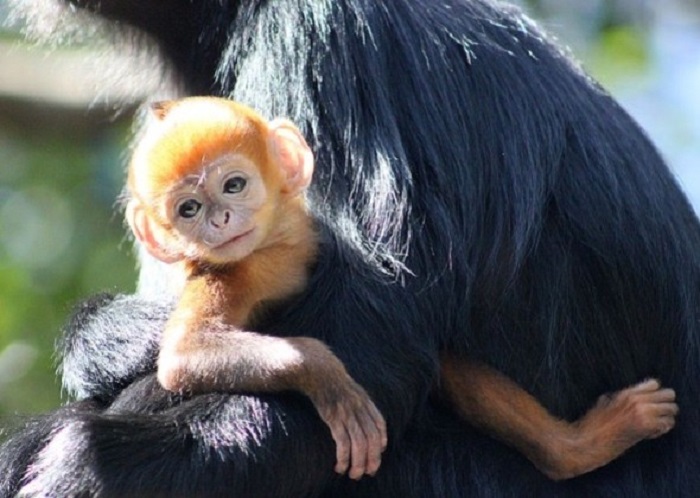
0,0,698,415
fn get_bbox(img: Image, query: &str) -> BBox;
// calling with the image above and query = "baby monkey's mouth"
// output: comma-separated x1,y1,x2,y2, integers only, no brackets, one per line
213,228,256,250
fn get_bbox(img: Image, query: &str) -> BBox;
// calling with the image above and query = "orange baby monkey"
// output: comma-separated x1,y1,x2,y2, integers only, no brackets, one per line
126,97,387,480
126,97,677,482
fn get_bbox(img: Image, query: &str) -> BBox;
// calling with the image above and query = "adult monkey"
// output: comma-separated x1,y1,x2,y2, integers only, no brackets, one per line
3,0,700,496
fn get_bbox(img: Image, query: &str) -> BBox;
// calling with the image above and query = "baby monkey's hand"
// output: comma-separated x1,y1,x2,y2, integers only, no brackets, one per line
310,374,387,480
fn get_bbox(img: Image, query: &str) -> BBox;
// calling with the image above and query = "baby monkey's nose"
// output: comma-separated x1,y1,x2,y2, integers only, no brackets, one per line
210,210,231,228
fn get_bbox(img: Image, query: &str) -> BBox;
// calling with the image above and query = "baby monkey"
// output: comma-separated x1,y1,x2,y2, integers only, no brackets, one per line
126,97,677,482
126,98,386,480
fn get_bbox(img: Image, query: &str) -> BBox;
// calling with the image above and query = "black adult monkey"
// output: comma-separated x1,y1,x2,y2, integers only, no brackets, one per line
3,0,700,497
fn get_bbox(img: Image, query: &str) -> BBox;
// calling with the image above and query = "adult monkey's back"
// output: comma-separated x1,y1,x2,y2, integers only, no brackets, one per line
3,0,700,496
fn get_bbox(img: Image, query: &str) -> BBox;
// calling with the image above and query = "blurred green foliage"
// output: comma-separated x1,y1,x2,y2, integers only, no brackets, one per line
587,26,650,85
0,118,136,414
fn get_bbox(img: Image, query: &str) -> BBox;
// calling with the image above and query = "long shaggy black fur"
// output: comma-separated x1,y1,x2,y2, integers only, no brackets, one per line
3,0,700,496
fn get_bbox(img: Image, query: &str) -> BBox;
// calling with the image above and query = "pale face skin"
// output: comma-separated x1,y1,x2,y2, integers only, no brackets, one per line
161,153,271,264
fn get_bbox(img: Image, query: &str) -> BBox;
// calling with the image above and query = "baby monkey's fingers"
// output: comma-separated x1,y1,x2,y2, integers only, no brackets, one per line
329,419,352,475
346,410,369,480
325,404,369,478
353,398,387,477
340,384,387,479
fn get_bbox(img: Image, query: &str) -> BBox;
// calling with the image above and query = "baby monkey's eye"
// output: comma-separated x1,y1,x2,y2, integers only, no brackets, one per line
178,199,202,219
223,176,247,194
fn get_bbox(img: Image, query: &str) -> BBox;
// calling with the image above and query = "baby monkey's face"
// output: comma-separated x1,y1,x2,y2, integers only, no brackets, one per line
163,152,272,264
126,98,314,268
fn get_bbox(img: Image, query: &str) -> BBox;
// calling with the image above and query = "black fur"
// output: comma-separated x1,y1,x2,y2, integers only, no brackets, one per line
57,293,168,401
3,0,700,496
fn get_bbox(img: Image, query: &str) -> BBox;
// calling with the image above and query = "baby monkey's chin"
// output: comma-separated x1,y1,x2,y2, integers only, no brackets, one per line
205,228,258,264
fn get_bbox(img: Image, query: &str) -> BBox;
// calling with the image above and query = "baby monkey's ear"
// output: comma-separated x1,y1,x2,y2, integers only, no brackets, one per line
268,119,314,196
150,101,177,120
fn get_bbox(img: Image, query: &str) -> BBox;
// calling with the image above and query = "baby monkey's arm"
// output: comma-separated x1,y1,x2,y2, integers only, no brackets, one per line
158,309,387,481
